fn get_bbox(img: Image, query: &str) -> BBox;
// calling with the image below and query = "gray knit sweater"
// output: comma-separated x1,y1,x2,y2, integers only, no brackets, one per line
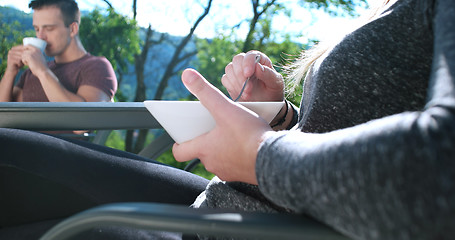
194,0,455,239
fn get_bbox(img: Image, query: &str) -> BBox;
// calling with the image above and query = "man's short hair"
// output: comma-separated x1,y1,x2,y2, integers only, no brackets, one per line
29,0,80,27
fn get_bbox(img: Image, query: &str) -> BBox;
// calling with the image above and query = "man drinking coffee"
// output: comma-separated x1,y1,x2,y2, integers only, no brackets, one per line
0,0,117,102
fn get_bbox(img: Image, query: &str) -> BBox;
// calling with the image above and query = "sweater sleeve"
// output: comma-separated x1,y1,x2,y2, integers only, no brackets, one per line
256,0,455,239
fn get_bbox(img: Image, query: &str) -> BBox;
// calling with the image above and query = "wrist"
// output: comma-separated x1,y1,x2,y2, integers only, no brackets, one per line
1,68,19,84
270,100,289,128
5,66,20,77
34,67,53,81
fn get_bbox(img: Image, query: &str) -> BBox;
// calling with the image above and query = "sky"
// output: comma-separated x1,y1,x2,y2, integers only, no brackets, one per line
0,0,369,44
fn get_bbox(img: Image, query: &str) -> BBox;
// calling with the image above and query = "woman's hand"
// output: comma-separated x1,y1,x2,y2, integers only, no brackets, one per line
173,69,277,185
222,51,284,102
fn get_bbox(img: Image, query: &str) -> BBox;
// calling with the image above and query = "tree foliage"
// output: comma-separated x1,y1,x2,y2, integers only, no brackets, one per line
299,0,368,16
0,12,34,76
125,0,213,154
243,0,279,52
194,34,242,97
79,8,141,87
153,0,213,100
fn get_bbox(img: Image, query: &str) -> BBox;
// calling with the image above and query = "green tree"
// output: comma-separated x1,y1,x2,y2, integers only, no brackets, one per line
79,8,141,101
243,0,281,53
126,0,214,154
300,0,367,16
194,33,243,97
153,0,214,100
0,15,34,76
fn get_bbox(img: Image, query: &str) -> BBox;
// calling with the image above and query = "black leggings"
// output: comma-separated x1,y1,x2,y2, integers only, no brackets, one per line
0,128,208,229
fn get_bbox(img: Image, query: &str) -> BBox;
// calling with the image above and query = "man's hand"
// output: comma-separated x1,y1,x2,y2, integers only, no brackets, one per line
21,45,48,78
0,45,26,102
222,51,284,102
5,45,26,75
173,69,278,185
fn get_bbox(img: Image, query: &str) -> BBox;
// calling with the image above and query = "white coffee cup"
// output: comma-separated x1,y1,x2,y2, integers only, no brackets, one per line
23,37,47,52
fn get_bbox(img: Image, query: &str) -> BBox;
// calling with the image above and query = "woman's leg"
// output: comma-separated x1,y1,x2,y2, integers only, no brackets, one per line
0,128,209,227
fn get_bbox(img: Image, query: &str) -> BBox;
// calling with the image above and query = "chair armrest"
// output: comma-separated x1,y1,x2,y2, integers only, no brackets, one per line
40,202,350,240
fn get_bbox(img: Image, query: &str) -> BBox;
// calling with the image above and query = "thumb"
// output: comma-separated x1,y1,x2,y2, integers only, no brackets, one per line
173,69,233,162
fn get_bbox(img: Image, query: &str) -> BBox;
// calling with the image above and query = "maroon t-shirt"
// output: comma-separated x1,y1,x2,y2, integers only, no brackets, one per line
16,54,117,101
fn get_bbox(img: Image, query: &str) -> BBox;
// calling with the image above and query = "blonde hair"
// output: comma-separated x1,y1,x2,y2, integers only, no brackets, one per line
284,0,392,96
